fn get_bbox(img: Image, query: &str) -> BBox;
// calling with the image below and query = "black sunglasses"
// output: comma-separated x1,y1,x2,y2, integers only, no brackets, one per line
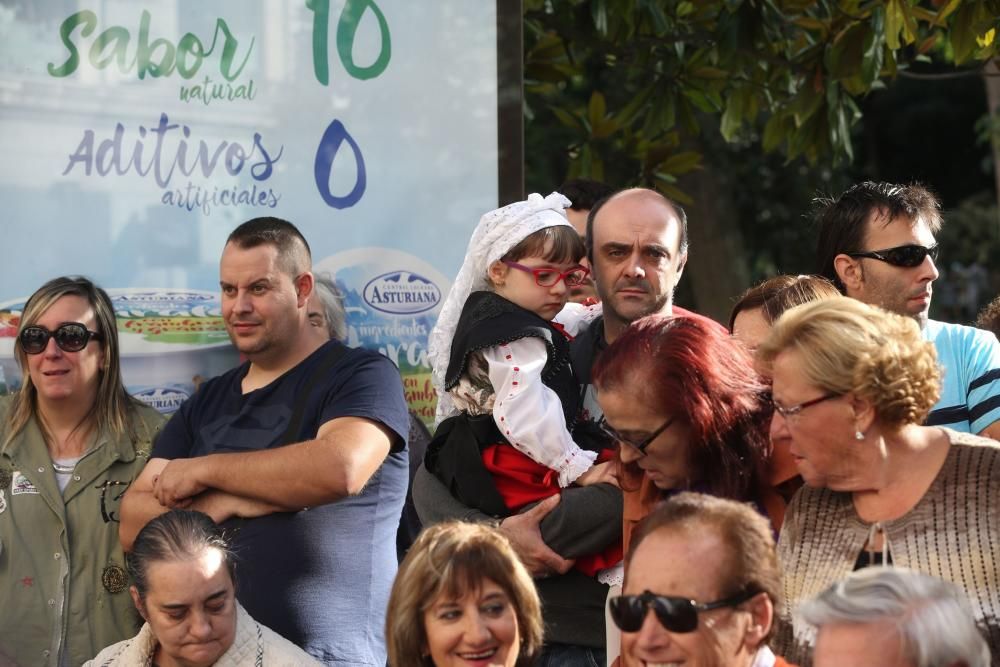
598,416,675,454
609,589,758,633
846,243,938,268
19,323,103,355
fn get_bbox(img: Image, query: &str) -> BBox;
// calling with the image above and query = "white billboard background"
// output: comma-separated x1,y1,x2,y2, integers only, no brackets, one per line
0,1,501,422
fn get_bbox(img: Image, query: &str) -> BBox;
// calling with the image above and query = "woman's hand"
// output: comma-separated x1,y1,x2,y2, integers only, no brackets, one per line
574,460,620,488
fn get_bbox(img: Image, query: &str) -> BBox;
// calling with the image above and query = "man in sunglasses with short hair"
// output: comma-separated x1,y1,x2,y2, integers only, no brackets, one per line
612,492,792,667
816,181,1000,439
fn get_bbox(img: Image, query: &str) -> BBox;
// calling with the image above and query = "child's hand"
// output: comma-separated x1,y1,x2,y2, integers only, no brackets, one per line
574,460,620,488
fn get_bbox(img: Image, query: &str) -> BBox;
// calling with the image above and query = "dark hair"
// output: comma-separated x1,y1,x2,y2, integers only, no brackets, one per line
728,274,840,332
975,295,1000,339
627,492,782,640
127,510,235,600
815,182,942,291
226,217,312,276
593,315,771,501
559,178,615,211
502,224,586,265
5,276,143,449
586,188,688,263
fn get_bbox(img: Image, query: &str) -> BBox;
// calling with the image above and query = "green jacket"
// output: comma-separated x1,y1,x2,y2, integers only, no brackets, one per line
0,397,165,667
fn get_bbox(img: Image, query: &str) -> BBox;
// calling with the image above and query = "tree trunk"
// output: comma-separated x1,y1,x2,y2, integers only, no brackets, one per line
676,140,751,325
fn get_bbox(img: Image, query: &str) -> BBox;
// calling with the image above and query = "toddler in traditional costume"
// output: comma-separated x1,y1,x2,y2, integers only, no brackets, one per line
426,192,622,575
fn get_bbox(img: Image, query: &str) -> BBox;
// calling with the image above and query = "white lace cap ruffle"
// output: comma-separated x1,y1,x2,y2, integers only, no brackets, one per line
429,192,573,425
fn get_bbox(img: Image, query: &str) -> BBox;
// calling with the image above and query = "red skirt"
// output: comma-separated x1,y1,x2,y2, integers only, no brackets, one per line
482,444,623,576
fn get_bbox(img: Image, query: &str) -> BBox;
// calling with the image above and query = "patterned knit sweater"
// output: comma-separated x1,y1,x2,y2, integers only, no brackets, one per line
774,429,1000,666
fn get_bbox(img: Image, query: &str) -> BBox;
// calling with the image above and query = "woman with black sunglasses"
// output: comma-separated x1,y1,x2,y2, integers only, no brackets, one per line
0,276,166,667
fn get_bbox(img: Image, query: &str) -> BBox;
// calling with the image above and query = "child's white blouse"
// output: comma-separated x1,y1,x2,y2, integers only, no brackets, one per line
447,302,602,486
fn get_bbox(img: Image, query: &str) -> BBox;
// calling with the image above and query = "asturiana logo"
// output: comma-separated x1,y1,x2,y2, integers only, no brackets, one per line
134,387,191,414
363,271,442,315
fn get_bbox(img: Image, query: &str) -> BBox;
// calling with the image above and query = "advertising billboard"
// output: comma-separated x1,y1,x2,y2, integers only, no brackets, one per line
0,0,522,424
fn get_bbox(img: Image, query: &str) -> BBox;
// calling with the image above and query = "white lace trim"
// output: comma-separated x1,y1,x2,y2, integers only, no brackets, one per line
598,562,624,587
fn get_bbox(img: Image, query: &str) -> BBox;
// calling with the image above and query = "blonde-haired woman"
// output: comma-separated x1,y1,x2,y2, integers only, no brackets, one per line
0,276,165,667
756,297,1000,665
386,522,543,667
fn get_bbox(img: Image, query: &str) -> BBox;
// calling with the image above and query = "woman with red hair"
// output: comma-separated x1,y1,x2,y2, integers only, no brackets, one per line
592,314,782,558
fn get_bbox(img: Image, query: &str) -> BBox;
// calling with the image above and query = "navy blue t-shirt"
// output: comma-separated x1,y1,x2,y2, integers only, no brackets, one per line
152,340,409,666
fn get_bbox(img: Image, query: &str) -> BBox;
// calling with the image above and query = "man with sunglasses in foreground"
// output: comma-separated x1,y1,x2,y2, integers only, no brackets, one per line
817,181,1000,440
612,492,791,667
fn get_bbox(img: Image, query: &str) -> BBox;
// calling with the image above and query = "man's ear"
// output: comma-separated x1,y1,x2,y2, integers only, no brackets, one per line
487,261,509,288
295,272,314,307
834,254,864,295
674,252,688,284
743,592,773,649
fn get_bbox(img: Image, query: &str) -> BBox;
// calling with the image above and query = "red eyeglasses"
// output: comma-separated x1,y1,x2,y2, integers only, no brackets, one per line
501,260,590,287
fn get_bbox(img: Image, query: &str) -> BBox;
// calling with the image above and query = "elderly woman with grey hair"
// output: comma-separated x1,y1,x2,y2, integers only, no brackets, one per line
308,274,348,342
803,567,990,667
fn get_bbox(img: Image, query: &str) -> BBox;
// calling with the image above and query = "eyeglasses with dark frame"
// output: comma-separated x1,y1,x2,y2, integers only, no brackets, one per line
501,260,590,287
598,415,675,454
19,323,103,355
845,243,938,268
609,588,759,633
770,393,840,420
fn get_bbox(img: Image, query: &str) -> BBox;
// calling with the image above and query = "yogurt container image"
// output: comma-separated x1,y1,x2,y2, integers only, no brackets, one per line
0,288,239,413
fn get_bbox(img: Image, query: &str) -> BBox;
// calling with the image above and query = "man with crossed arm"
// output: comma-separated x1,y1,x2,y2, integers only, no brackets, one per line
120,217,409,666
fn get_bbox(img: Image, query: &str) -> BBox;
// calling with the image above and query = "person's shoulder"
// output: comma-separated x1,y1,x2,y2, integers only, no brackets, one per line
131,400,168,429
672,306,726,332
191,361,248,396
943,427,1000,452
335,341,401,375
925,318,1000,348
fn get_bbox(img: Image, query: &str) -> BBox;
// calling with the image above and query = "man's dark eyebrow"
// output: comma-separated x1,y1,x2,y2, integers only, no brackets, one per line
601,241,673,259
642,243,672,258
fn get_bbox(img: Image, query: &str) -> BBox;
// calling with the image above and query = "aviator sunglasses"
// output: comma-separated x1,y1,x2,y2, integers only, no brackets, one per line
501,260,590,287
845,243,938,268
609,589,758,633
19,323,103,355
